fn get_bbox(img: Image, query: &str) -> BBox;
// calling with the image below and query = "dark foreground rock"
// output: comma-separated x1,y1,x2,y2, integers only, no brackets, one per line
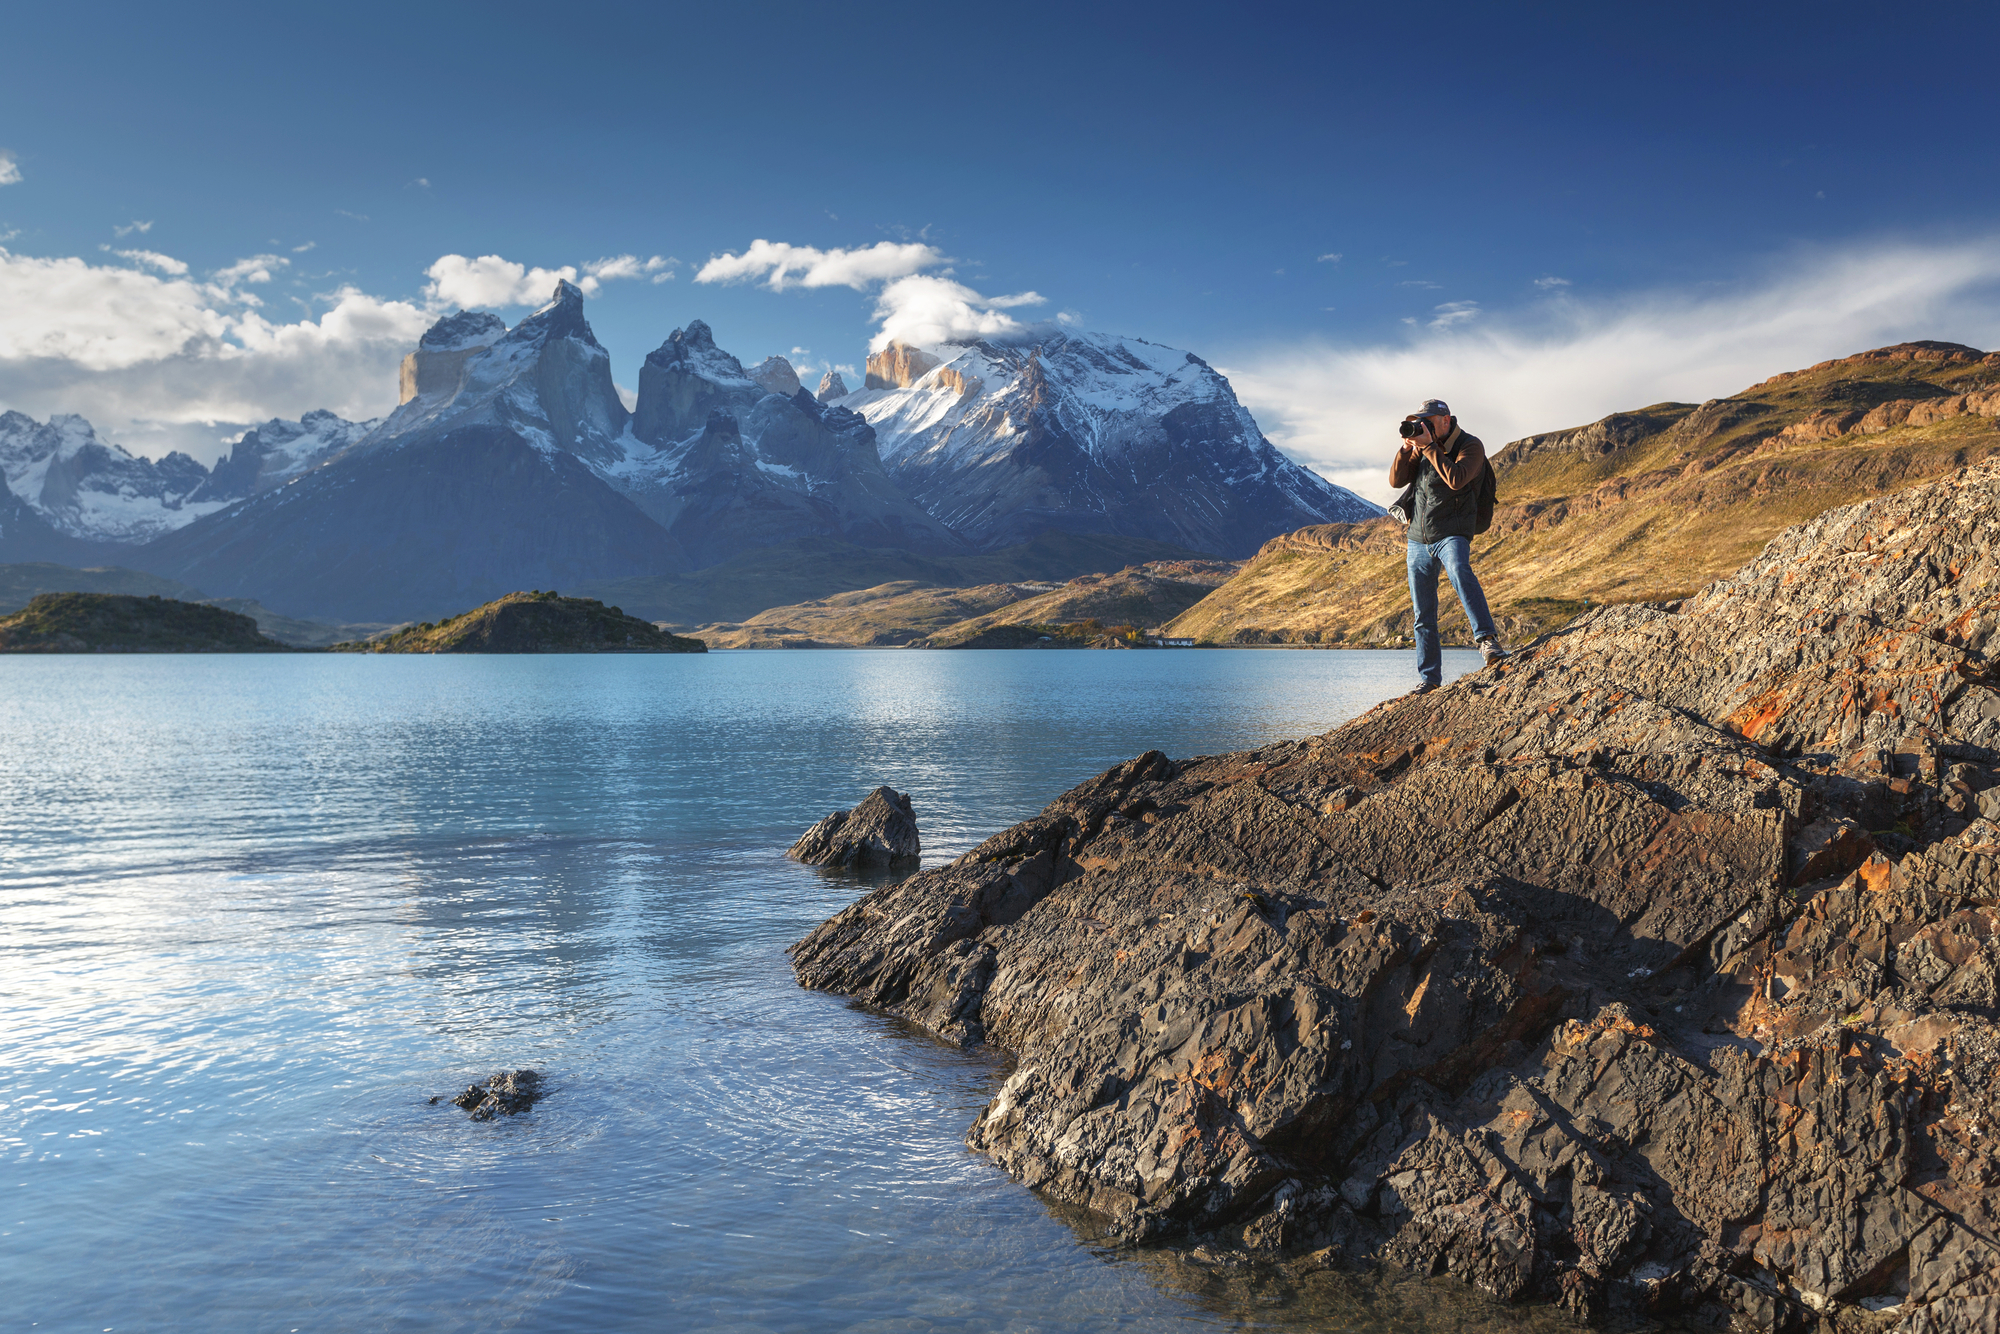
793,461,2000,1330
449,1069,544,1120
789,787,922,867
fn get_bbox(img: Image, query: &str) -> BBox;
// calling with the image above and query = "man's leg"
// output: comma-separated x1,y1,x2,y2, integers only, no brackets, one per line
1437,536,1506,660
1406,539,1443,687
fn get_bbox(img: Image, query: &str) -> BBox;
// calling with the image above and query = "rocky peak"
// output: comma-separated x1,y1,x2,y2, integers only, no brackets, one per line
865,342,941,390
503,279,599,349
748,356,802,398
418,310,508,352
635,321,759,446
816,370,850,403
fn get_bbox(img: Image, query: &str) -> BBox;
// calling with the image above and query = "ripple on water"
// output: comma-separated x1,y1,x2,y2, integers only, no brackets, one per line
4,649,1527,1333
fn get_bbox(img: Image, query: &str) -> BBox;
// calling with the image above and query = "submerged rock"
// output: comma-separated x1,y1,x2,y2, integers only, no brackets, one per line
789,787,921,867
450,1069,544,1120
793,461,2000,1329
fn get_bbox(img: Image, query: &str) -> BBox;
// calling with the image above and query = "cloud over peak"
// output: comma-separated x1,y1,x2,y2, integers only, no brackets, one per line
698,237,1043,350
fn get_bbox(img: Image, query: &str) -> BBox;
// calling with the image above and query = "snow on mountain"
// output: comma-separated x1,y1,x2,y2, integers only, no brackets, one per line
620,320,963,563
837,327,1384,556
0,410,228,543
194,409,380,502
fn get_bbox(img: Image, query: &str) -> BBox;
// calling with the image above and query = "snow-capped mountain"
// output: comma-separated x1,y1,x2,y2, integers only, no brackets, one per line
620,321,963,564
838,329,1382,556
0,411,225,544
140,283,684,622
193,410,381,502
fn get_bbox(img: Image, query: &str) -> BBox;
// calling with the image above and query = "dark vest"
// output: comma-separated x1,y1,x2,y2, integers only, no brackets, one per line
1408,428,1484,544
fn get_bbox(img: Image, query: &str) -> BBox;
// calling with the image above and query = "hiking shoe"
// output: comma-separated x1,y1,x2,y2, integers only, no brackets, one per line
1477,637,1511,666
1408,680,1439,696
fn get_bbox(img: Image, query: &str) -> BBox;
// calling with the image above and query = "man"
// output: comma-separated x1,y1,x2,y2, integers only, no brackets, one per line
1389,398,1508,694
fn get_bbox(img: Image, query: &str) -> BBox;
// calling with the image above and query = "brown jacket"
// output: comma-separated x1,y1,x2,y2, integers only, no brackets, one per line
1390,424,1486,492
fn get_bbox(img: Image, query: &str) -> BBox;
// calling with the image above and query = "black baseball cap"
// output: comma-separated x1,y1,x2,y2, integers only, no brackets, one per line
1411,399,1450,417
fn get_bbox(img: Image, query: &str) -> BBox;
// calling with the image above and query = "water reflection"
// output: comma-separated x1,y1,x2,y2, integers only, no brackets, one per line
3,649,1509,1333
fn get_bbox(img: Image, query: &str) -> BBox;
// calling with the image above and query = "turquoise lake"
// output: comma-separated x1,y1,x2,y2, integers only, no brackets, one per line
0,647,1578,1333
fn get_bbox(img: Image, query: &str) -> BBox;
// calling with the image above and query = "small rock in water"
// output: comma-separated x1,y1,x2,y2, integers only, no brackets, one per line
787,786,921,868
449,1068,544,1121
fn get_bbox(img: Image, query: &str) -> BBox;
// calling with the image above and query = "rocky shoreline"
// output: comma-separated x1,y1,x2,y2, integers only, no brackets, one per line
792,461,2000,1330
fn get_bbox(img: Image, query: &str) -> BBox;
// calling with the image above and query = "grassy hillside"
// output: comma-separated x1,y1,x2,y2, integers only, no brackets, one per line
917,563,1240,648
0,593,291,653
570,530,1212,628
336,591,705,653
1170,341,2000,645
696,561,1240,648
698,582,1026,648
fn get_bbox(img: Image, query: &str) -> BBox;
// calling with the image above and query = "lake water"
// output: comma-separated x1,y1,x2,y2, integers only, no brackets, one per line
1,647,1574,1334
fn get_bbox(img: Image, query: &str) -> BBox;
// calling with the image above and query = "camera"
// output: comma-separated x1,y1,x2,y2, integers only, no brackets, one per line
1398,419,1428,439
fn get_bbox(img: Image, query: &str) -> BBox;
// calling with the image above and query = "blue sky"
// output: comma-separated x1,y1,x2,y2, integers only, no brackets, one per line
5,1,2000,499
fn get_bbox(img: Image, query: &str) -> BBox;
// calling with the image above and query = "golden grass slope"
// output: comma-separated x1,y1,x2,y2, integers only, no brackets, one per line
696,561,1241,649
1169,341,2000,646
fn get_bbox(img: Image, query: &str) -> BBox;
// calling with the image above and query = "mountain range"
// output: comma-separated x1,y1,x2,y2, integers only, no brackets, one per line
0,283,1381,624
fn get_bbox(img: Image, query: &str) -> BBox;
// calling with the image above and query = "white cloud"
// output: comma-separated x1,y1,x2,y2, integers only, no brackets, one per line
113,220,154,237
0,151,19,187
1534,275,1570,289
698,236,1042,351
292,241,316,254
870,274,1045,352
1429,300,1480,329
1317,253,1343,264
212,254,287,289
1220,238,2000,505
696,239,944,291
115,249,189,276
424,251,669,308
425,253,587,307
0,246,431,463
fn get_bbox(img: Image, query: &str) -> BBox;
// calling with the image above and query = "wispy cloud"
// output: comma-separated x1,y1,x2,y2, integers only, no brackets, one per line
113,220,153,237
0,151,19,187
115,249,188,276
1221,238,2000,504
292,241,316,254
1317,252,1343,264
1534,275,1570,289
1429,300,1479,329
335,209,369,223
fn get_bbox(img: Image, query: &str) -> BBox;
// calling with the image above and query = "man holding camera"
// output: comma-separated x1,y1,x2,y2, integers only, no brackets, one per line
1390,398,1508,694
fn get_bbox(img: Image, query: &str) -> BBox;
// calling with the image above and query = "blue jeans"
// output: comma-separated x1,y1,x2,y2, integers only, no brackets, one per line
1407,536,1497,684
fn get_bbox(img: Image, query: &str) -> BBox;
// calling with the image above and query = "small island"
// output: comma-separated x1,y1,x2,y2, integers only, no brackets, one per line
0,593,293,653
333,590,707,654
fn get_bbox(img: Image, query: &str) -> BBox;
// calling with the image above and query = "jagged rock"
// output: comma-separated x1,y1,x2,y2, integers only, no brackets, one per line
449,1069,544,1120
398,310,508,404
865,341,941,390
748,356,802,398
816,370,850,403
788,787,921,868
793,460,2000,1330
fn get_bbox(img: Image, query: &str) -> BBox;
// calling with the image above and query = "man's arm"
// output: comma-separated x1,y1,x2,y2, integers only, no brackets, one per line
1422,433,1486,490
1389,441,1420,488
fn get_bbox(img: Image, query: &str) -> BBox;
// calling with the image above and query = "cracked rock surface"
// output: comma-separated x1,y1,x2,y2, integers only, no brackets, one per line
792,461,2000,1330
449,1069,544,1121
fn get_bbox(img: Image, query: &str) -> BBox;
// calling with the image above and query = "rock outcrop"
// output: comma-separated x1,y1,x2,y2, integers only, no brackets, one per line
816,370,850,403
789,787,922,867
793,461,2000,1330
449,1069,544,1121
748,355,802,398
